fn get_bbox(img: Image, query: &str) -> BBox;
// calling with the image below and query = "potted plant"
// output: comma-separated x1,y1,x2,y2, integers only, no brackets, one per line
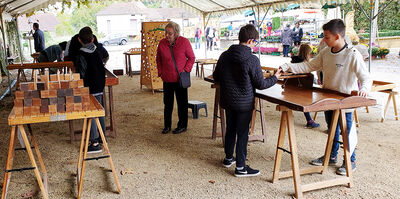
371,47,379,59
378,47,389,59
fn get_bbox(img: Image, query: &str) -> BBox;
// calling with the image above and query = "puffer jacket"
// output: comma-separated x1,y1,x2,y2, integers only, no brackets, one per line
281,27,293,45
213,44,278,111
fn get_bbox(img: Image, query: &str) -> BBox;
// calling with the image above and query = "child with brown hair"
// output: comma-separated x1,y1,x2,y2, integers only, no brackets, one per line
290,44,320,128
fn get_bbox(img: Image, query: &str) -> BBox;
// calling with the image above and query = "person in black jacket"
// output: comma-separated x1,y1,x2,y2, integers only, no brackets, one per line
213,24,282,177
33,23,45,52
75,27,107,153
292,22,303,46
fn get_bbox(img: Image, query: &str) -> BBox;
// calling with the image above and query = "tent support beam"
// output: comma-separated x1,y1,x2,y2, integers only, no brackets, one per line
7,0,36,13
372,0,395,20
0,8,11,96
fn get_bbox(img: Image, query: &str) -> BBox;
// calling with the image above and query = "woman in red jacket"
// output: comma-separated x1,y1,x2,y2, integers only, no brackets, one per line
156,21,195,134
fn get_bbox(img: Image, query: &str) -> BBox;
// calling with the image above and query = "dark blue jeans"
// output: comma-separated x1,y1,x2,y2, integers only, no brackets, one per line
324,110,356,162
224,109,253,168
283,45,290,57
90,94,106,142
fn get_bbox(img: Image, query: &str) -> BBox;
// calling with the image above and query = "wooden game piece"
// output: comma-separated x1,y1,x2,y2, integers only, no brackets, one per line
73,103,82,111
69,81,78,88
49,98,57,105
57,104,65,113
28,82,35,90
40,90,49,98
32,98,41,106
14,107,23,117
31,90,40,98
60,81,69,89
24,91,32,99
48,105,57,114
81,87,89,95
23,106,32,116
73,88,82,96
77,79,84,87
57,97,66,104
50,74,58,81
41,98,49,106
64,73,71,81
65,88,73,96
33,70,38,90
74,96,82,103
14,99,23,107
40,106,49,114
66,104,74,112
15,91,24,99
66,96,74,104
50,82,60,90
48,90,57,98
31,106,40,116
73,73,80,80
23,98,33,106
37,82,45,90
20,83,30,91
57,89,65,97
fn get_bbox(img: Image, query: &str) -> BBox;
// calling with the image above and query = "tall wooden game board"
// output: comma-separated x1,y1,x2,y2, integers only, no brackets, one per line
140,21,168,93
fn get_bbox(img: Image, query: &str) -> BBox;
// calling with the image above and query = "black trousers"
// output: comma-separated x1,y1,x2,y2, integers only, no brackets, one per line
163,82,188,129
224,109,253,168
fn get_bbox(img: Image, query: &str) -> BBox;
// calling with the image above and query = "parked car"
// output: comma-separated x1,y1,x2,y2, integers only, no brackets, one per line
99,33,128,46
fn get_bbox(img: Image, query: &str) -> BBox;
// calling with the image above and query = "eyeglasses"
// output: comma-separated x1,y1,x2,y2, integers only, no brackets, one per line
253,39,260,45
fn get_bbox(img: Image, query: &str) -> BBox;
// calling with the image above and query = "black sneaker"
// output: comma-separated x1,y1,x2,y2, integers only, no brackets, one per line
234,165,260,177
222,158,236,168
87,143,102,154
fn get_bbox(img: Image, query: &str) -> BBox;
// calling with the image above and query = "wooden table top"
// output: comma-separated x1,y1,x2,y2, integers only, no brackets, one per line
196,59,218,64
204,75,376,112
8,95,104,126
123,48,141,55
105,68,119,86
7,61,75,70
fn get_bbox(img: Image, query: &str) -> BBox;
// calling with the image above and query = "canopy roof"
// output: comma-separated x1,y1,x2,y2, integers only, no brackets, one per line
0,0,390,17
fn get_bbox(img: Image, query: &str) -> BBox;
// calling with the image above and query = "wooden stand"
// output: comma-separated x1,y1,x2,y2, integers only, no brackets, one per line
7,61,75,90
124,48,141,76
2,96,121,198
205,76,267,146
195,59,217,79
255,83,376,198
140,21,168,93
69,69,119,142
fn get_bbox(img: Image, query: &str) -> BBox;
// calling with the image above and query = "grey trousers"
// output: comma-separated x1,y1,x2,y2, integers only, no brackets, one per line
90,94,106,142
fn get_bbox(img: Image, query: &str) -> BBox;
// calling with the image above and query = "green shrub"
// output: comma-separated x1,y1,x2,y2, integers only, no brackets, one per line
371,47,379,56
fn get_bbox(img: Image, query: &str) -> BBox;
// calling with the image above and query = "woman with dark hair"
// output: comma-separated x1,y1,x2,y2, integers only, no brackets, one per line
291,44,320,128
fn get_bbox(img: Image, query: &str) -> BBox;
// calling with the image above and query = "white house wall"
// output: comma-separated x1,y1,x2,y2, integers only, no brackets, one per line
96,14,145,36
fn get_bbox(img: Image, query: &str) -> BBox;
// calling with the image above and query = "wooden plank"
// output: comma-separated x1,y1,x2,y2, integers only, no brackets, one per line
371,80,396,92
301,177,350,192
6,61,74,70
277,166,324,179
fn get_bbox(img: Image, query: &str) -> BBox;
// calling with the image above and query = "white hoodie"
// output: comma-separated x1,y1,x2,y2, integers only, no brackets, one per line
281,45,372,95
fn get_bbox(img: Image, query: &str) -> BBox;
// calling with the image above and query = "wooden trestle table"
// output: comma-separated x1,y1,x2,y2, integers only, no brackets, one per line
2,95,121,199
205,74,377,198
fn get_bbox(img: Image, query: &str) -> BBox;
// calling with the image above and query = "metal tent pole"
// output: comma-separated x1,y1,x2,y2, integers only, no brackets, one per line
0,9,11,96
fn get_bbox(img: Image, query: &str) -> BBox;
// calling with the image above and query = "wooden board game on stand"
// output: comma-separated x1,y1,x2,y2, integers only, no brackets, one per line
10,71,101,125
140,21,168,93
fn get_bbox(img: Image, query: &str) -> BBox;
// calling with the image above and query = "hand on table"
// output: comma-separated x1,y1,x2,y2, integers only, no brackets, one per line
274,67,283,79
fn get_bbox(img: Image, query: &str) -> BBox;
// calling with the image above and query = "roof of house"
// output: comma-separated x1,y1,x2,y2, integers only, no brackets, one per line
95,2,149,16
17,12,60,32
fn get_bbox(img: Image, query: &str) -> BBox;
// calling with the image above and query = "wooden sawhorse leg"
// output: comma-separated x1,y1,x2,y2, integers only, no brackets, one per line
76,118,121,199
248,98,267,142
1,125,48,199
272,108,352,199
195,62,199,77
211,84,226,145
381,91,399,122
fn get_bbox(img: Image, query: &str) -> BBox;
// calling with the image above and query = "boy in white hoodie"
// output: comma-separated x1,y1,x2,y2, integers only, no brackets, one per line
280,19,372,175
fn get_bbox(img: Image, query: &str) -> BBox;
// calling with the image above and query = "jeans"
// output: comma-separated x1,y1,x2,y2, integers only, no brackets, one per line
224,109,253,168
90,94,106,142
163,82,188,129
283,45,290,57
195,37,200,49
206,36,213,50
324,110,356,162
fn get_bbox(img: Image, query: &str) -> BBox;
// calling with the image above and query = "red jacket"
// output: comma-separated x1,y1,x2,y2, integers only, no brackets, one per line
156,36,195,82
